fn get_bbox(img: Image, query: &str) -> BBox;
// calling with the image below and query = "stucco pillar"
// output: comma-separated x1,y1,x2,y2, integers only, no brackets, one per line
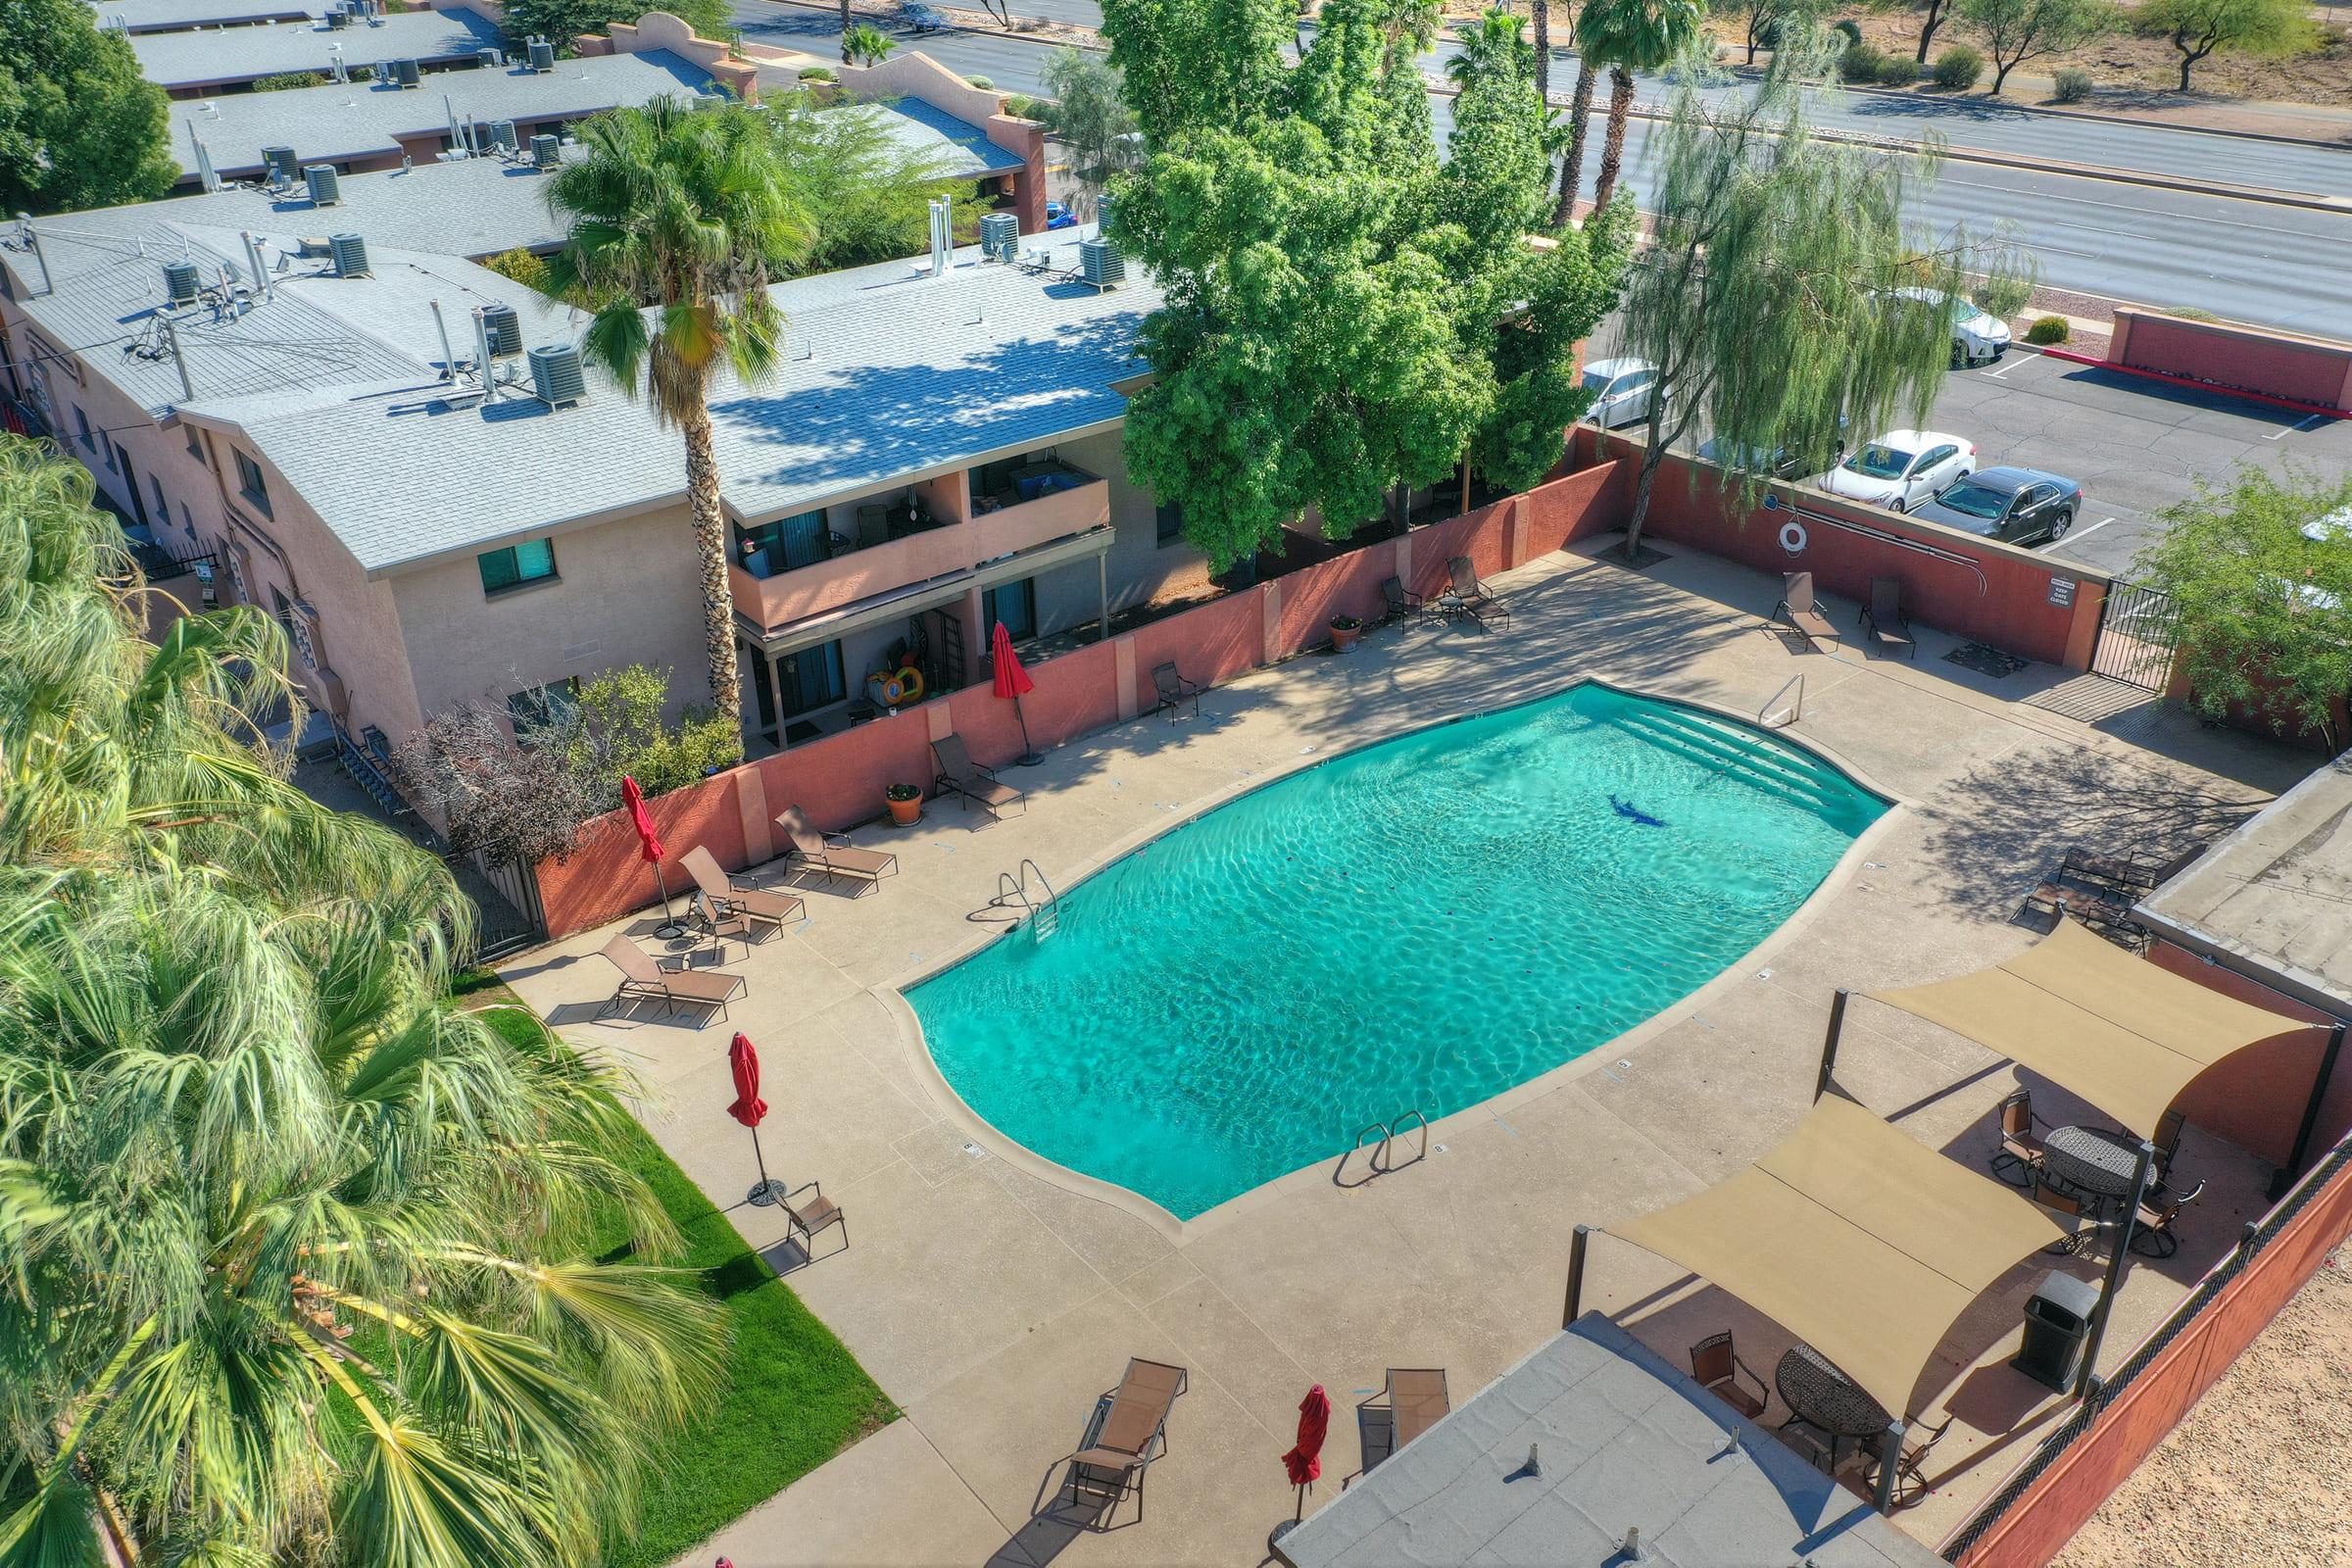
1508,496,1531,568
1396,532,1414,596
735,761,772,868
2107,309,2136,368
1114,636,1139,721
1258,578,1282,666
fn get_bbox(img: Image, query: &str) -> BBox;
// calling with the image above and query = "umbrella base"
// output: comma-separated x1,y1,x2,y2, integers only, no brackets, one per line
654,918,689,941
1012,752,1045,768
746,1179,789,1207
1268,1520,1300,1554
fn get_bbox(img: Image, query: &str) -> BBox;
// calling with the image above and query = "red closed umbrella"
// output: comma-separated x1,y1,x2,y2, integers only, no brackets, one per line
622,775,685,937
1281,1385,1331,1522
726,1032,786,1206
990,620,1045,767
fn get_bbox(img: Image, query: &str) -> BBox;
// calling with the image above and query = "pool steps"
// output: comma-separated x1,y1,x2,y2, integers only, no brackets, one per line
1605,706,1850,812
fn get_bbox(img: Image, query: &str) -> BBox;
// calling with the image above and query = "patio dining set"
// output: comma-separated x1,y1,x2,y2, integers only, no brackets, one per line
1991,1091,2206,1260
1690,1332,1951,1510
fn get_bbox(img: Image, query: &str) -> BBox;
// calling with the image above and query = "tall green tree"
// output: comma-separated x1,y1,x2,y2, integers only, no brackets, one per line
0,436,723,1568
1959,0,2115,92
1042,48,1142,219
1708,0,1824,63
1099,0,1296,143
2133,0,2313,90
1552,7,1602,224
1445,13,1553,259
2136,467,2352,752
0,0,175,215
544,99,810,732
1578,0,1705,210
1608,31,2030,555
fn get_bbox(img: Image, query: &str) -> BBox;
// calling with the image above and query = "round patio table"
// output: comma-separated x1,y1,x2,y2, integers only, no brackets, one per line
1775,1345,1891,1449
2041,1126,2144,1212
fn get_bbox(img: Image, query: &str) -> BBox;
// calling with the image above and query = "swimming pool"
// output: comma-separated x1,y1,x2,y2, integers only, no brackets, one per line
907,683,1886,1220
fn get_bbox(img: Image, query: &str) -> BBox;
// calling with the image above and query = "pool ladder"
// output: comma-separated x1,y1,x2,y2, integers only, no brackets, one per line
1760,672,1803,730
992,858,1060,941
1336,1108,1430,1189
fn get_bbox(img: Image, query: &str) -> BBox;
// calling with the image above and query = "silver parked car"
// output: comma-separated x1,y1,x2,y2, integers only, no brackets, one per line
1582,357,1664,429
1889,286,2013,368
1815,429,1978,514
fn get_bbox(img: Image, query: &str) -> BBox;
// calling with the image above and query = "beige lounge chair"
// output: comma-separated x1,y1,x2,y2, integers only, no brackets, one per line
1860,576,1915,660
1058,1357,1188,1527
1357,1367,1449,1474
1774,571,1838,652
593,934,745,1025
932,734,1024,818
774,807,898,893
680,845,803,941
1447,557,1510,628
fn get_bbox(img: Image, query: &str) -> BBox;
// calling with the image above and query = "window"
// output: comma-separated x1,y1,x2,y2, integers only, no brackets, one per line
775,640,846,719
1155,499,1183,547
507,677,579,741
477,537,557,595
185,426,203,460
232,449,271,515
982,577,1035,641
149,475,169,522
734,509,831,576
104,438,120,473
72,407,92,450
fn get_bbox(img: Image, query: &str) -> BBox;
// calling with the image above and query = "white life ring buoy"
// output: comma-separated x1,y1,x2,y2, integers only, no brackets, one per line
1778,519,1808,555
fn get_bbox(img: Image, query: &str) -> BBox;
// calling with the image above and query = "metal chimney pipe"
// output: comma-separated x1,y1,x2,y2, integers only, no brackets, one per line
189,124,220,192
928,198,949,277
15,215,52,296
471,308,498,395
428,299,458,381
240,229,271,301
161,315,195,402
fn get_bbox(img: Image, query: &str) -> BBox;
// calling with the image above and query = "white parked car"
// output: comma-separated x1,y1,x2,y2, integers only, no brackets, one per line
1890,286,2013,367
1815,429,1978,513
1582,357,1665,429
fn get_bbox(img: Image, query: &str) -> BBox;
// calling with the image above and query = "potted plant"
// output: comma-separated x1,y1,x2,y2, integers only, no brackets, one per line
1330,613,1363,653
885,782,923,826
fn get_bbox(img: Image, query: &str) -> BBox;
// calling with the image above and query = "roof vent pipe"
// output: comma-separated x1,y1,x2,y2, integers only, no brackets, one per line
927,197,950,278
472,310,499,395
428,298,458,382
17,216,53,297
189,125,221,192
240,229,273,301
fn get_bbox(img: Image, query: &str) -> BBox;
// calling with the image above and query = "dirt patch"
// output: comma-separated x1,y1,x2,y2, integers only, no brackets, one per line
2054,1250,2352,1567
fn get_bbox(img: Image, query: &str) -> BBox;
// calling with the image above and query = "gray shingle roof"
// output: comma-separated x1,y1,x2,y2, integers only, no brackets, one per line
177,228,1158,573
1274,1319,1948,1568
172,49,716,177
130,9,505,88
864,97,1026,179
88,0,323,33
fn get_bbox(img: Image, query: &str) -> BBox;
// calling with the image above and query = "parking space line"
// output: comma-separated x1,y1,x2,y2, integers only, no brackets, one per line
1980,357,2032,379
2266,414,2328,441
2068,516,2121,543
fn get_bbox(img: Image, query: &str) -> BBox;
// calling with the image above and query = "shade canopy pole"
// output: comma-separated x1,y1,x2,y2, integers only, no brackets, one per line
2276,1020,2348,1200
1873,1418,1907,1514
2074,1139,2156,1399
1816,990,1849,1102
1563,1223,1592,1329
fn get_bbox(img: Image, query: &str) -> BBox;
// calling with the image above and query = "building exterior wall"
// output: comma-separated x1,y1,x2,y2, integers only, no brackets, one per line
581,11,760,101
2109,308,2352,414
389,497,711,729
1056,424,1212,615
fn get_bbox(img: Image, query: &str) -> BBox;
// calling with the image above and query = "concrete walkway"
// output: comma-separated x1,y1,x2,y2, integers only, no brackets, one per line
501,536,2312,1567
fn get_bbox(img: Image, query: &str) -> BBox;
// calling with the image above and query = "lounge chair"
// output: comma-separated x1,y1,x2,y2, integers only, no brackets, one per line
1151,662,1202,722
1447,557,1510,629
1380,574,1439,626
1859,577,1915,660
932,734,1025,818
680,845,803,941
2130,1177,2205,1258
2060,845,2199,897
1357,1368,1449,1474
592,934,746,1025
1988,1089,2048,1188
2023,879,2148,946
782,1180,850,1260
1055,1357,1188,1528
1690,1332,1769,1422
774,806,898,893
1773,571,1838,652
1864,1415,1953,1510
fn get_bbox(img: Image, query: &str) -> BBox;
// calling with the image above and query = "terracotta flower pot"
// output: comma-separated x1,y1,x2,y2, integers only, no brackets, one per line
1330,617,1362,653
886,789,922,826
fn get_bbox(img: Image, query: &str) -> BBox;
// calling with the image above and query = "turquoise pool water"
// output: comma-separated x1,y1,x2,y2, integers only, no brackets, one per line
908,683,1886,1220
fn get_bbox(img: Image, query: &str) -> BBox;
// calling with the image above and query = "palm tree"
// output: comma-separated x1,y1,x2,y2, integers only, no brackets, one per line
1550,3,1599,224
544,99,808,734
0,437,723,1568
1533,0,1552,98
1446,8,1535,91
1576,0,1702,210
843,20,897,66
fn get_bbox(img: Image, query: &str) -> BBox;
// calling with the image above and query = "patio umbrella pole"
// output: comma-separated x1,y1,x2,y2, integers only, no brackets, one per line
1013,695,1044,768
747,1125,786,1207
652,858,685,940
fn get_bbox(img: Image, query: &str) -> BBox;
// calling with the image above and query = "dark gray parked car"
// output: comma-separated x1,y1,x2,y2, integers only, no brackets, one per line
1909,465,2082,547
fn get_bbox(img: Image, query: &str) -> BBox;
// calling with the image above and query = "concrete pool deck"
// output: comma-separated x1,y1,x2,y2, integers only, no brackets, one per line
498,535,2314,1566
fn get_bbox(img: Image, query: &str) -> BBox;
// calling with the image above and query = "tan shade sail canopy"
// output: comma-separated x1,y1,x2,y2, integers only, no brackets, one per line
1611,1094,2069,1419
1869,918,2308,1141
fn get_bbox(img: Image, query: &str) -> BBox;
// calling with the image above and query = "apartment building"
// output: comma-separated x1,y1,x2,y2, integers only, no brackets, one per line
87,0,329,33
127,7,510,97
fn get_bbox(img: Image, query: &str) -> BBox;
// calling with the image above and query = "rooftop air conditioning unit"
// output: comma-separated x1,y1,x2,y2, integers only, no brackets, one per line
162,259,201,306
530,133,560,169
326,5,350,26
1079,236,1123,290
476,46,504,69
978,211,1018,263
304,164,341,206
328,232,370,277
525,37,555,72
526,342,586,408
261,144,300,183
478,302,521,358
390,57,420,87
487,119,516,151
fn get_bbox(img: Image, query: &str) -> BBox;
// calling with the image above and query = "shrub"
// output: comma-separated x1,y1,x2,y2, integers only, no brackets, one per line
253,71,326,91
482,246,552,294
2052,67,2094,102
966,74,995,88
797,64,836,81
567,662,743,799
2025,315,2071,344
2165,305,2223,322
1838,42,1886,80
1931,44,1985,87
1831,17,1864,46
1004,91,1051,122
1874,52,1920,85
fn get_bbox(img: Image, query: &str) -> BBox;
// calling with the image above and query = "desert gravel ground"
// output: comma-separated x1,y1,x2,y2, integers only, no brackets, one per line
2055,1250,2352,1568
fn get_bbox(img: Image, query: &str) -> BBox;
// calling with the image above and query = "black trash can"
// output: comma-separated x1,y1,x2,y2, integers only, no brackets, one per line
2014,1271,2101,1391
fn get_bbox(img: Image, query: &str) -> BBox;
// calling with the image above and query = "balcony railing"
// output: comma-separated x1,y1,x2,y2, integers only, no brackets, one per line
729,469,1109,634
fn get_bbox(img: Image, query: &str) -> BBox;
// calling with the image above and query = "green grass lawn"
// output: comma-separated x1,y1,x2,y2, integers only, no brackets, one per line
475,1001,897,1568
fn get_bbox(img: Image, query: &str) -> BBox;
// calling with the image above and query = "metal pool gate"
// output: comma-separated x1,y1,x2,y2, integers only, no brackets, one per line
2090,582,2181,692
460,846,546,961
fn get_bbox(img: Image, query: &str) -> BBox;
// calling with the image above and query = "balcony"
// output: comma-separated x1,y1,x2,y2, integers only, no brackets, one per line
729,465,1109,635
